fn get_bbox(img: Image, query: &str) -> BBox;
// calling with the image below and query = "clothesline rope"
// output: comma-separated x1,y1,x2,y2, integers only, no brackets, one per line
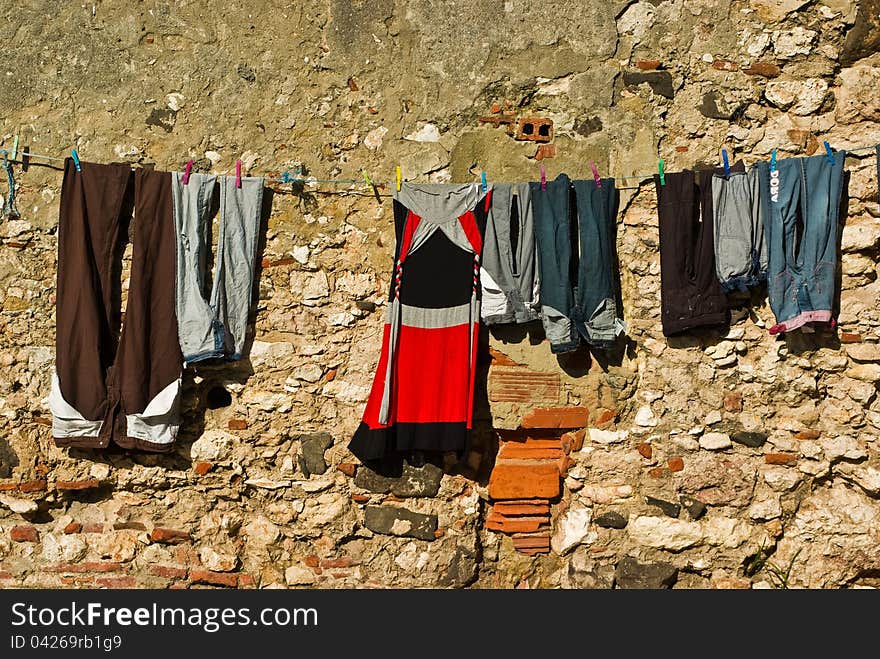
0,143,877,189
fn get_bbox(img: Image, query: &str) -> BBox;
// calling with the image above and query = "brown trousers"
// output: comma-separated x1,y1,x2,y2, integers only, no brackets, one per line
51,158,183,452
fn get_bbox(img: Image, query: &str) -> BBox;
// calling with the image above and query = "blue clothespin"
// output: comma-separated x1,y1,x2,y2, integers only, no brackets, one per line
540,164,547,191
480,171,487,194
823,141,835,165
281,171,292,184
722,149,730,178
590,162,602,188
71,149,81,172
658,159,665,186
770,149,777,173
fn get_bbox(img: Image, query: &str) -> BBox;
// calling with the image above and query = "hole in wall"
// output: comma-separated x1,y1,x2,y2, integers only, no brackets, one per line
521,122,534,135
206,385,232,409
538,123,550,137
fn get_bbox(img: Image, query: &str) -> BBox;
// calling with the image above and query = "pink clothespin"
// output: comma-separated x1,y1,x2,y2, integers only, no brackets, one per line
183,159,193,185
235,160,242,188
540,164,546,191
591,162,602,188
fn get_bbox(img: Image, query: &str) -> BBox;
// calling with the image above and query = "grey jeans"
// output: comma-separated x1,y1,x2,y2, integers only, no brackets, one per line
172,172,264,363
711,167,767,291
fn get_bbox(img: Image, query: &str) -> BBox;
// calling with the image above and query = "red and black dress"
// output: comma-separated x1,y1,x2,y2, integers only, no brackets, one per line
349,183,491,462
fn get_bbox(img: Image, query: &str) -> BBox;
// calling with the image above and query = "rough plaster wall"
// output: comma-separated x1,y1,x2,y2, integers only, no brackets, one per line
0,1,879,588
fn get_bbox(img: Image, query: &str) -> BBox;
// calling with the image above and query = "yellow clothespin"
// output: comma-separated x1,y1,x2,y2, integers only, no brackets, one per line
362,169,372,188
395,166,402,192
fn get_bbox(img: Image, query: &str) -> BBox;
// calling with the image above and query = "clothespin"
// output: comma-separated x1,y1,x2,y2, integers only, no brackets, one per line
770,149,777,173
362,169,381,204
21,147,29,173
396,165,402,192
658,159,665,186
280,171,292,184
183,159,193,185
235,159,242,188
480,171,487,194
540,164,547,191
590,162,602,188
71,149,81,172
10,134,18,161
823,141,835,165
722,149,730,178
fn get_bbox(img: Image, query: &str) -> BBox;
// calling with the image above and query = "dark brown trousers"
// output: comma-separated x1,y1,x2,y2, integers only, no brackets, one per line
52,158,182,452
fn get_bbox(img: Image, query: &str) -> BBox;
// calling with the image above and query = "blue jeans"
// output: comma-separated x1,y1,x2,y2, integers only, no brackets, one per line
756,151,846,334
531,174,624,352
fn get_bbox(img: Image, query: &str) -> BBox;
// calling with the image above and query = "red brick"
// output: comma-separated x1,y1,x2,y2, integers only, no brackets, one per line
337,462,357,477
227,418,248,430
347,77,359,91
238,574,256,588
712,59,739,71
97,576,138,588
18,480,47,492
557,454,574,475
82,523,104,533
637,442,653,459
512,534,551,553
743,61,781,78
63,522,82,534
304,555,320,568
0,571,14,580
351,494,370,503
261,257,297,268
148,565,188,579
723,391,743,413
593,409,617,427
521,406,588,429
486,514,548,533
11,525,39,542
48,562,125,573
489,367,560,403
635,60,661,70
561,429,586,453
794,429,821,440
61,576,94,586
489,463,560,500
193,462,213,476
56,479,100,491
765,453,798,465
534,144,557,161
490,103,502,114
648,466,670,478
675,146,689,152
840,332,862,343
0,482,17,491
325,369,337,382
434,529,445,539
150,528,192,544
492,501,551,516
498,443,564,460
320,557,355,569
668,456,685,472
190,569,238,588
113,521,146,531
489,348,519,366
169,583,189,590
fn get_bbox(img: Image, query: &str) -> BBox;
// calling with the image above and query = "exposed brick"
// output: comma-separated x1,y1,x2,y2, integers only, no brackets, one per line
765,453,798,465
60,576,94,586
743,61,781,78
498,442,564,460
351,494,370,503
18,480,48,492
148,565,188,579
648,466,670,478
675,146,689,152
48,562,126,573
637,442,653,459
557,454,574,475
515,117,553,143
261,257,297,268
190,569,238,588
488,348,519,366
668,456,685,472
635,59,661,70
561,429,586,453
150,528,192,544
238,573,256,588
169,583,189,590
492,501,551,516
434,529,445,539
712,59,739,71
113,521,146,531
227,418,248,430
0,482,17,491
320,557,355,569
489,103,502,114
840,332,863,343
489,366,560,403
337,462,357,477
11,525,39,542
82,523,104,533
713,577,752,589
0,571,14,580
534,144,557,161
486,514,548,533
193,462,213,476
489,462,560,500
97,576,138,588
325,369,337,382
55,479,101,491
521,406,588,429
304,555,320,568
63,522,82,534
723,391,743,413
512,534,551,554
794,429,821,440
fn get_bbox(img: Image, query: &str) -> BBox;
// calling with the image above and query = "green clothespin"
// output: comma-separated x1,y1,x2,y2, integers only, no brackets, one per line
658,159,665,186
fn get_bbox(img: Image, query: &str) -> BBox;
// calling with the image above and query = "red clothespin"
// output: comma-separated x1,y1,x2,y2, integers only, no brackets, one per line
540,164,546,191
235,159,242,188
591,162,602,188
183,159,193,185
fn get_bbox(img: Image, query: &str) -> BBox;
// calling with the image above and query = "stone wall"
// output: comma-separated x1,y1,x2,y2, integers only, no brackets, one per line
1,1,879,589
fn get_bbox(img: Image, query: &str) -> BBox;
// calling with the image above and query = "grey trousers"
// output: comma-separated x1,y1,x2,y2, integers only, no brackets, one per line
172,172,264,363
481,183,541,325
712,167,767,291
